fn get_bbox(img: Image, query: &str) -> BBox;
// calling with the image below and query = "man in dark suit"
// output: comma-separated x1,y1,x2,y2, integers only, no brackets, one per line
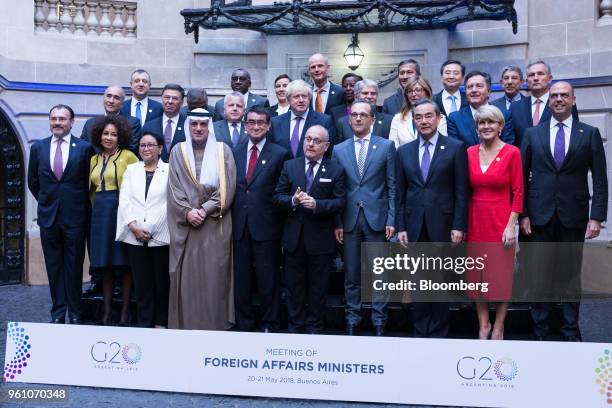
179,88,215,116
447,71,515,146
81,85,141,153
28,104,93,324
142,83,186,162
433,60,469,117
329,73,363,130
232,106,291,332
213,91,248,148
396,99,468,338
274,125,346,334
332,100,396,336
270,79,334,157
520,81,607,342
308,53,344,115
382,59,420,116
214,68,269,121
491,65,525,111
510,60,579,148
337,79,392,141
120,69,163,126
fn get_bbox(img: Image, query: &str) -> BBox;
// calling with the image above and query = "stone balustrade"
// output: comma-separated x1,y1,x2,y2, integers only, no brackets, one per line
34,0,137,38
600,0,612,25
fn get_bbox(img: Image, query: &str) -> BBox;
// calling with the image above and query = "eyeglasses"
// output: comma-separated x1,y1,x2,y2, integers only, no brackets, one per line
304,137,328,145
245,120,268,127
350,112,372,119
139,143,159,150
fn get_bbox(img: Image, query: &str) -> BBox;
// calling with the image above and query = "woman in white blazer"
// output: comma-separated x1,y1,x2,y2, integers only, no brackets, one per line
116,131,170,328
389,76,447,149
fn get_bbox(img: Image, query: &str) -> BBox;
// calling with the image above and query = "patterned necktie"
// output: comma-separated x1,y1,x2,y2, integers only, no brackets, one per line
53,138,64,180
231,123,240,146
315,88,324,113
357,139,367,176
246,145,258,182
290,116,302,156
449,95,458,113
135,101,142,124
421,141,431,180
553,123,565,169
532,98,542,126
164,119,173,152
305,161,316,192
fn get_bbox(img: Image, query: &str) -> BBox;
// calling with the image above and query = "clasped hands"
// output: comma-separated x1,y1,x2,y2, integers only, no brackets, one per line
292,186,316,210
186,208,207,227
397,229,464,247
128,221,151,243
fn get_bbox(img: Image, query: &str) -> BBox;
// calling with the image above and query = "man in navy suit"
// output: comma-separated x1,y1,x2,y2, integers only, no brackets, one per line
232,106,291,332
329,73,363,130
332,100,396,336
520,81,607,342
447,71,515,146
382,59,420,116
81,85,141,153
270,79,334,157
274,125,346,334
180,88,215,116
491,65,525,111
142,83,186,162
214,68,269,121
396,99,468,338
510,61,579,148
120,69,163,126
28,105,93,324
433,60,469,117
337,79,392,141
213,91,248,148
308,53,344,115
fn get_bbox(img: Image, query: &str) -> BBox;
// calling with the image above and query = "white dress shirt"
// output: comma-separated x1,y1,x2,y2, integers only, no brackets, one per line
49,134,71,171
531,91,549,122
276,105,290,116
245,138,266,175
228,121,242,136
549,116,572,156
290,109,308,140
353,134,371,162
304,157,322,177
442,89,462,115
312,81,331,111
418,132,439,166
131,97,149,125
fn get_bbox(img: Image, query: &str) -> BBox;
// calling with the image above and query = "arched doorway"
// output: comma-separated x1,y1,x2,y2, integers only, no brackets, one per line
0,109,25,285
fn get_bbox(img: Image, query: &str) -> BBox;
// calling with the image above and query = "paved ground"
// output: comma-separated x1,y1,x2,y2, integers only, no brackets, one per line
1,284,611,408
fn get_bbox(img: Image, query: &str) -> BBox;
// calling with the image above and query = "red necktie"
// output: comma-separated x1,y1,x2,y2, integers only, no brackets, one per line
246,145,258,182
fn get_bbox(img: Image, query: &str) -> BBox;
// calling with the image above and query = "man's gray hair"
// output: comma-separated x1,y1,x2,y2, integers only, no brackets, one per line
351,99,376,117
224,91,245,106
286,80,312,100
305,125,329,141
354,79,378,98
527,60,552,75
411,99,441,116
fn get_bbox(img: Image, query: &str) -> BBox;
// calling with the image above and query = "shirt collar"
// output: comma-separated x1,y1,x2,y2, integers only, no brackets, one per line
291,109,309,120
314,81,330,92
247,137,266,152
550,115,573,131
353,133,371,143
53,134,71,144
305,157,323,166
132,97,148,107
506,93,522,104
533,91,549,106
442,89,461,100
420,132,439,148
163,112,180,122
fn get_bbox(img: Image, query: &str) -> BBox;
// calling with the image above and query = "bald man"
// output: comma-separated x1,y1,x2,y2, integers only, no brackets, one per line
81,85,142,153
308,53,344,115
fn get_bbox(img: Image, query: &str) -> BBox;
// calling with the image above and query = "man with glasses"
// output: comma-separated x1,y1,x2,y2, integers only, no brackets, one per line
274,125,346,334
332,100,396,336
270,79,334,158
232,106,291,332
214,68,269,121
337,79,392,141
142,83,186,162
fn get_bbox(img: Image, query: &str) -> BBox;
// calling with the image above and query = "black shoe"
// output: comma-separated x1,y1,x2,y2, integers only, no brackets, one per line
346,324,360,336
374,326,385,337
51,318,65,324
563,335,582,342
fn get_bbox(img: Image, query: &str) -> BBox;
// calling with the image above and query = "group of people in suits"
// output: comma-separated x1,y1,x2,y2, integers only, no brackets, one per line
28,55,607,342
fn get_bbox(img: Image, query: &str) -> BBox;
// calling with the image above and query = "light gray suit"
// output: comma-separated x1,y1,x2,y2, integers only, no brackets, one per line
332,134,396,327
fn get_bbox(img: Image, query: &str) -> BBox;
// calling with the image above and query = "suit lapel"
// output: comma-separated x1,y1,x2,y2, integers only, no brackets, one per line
537,124,557,171
373,113,384,136
343,139,360,180
560,120,582,170
43,137,54,176
541,104,552,123
235,143,248,181
410,141,425,185
61,137,79,178
464,109,479,145
308,157,328,194
360,135,378,180
294,158,307,191
424,136,445,184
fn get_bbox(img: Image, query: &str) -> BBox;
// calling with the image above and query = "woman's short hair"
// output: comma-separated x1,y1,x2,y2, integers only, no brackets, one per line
400,76,434,120
140,131,164,147
90,115,133,150
274,74,291,85
474,105,505,128
286,80,312,100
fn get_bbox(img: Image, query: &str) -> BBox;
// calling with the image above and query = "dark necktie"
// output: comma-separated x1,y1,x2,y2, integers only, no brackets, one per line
290,116,302,157
164,119,173,152
305,161,316,192
53,138,64,180
246,145,258,182
421,141,431,180
135,101,142,124
553,122,565,169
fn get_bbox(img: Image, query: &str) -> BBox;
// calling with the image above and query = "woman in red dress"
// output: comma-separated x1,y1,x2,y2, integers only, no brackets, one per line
466,105,523,340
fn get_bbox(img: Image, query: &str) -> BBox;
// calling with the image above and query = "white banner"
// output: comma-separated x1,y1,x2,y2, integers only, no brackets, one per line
3,322,611,407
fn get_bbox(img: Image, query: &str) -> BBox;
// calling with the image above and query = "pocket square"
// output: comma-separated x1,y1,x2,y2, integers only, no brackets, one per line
320,178,332,182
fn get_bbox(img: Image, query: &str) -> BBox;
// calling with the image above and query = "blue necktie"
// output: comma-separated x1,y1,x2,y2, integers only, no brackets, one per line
449,95,458,113
421,141,431,180
553,123,565,169
135,101,142,124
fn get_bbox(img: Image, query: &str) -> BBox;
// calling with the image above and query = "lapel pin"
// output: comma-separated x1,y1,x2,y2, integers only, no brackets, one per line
178,127,182,131
496,157,500,162
440,145,445,150
149,109,153,113
579,129,583,133
373,145,377,149
322,167,326,172
72,143,76,147
331,91,335,95
252,98,256,103
378,120,382,124
262,160,266,165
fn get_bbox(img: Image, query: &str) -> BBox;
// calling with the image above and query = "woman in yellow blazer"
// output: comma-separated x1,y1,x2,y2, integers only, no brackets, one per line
89,115,138,325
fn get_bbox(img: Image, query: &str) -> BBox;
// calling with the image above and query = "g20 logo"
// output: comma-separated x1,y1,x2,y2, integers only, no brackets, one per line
90,341,142,365
457,356,518,381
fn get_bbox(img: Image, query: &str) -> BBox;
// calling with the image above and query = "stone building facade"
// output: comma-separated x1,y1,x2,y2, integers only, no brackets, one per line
0,0,610,283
